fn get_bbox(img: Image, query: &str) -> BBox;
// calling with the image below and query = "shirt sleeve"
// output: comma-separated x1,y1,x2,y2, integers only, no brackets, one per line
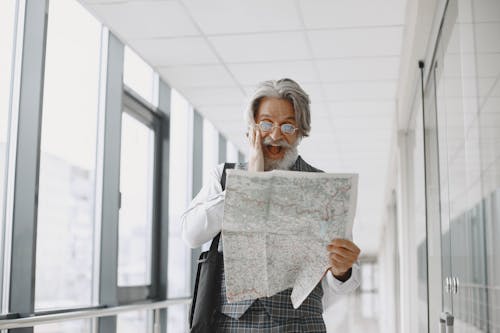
181,164,225,248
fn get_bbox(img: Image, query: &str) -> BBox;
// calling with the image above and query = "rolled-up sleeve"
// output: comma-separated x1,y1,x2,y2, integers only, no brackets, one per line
181,164,225,248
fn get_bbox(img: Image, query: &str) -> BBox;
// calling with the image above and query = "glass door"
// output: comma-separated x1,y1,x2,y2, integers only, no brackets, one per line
425,0,500,331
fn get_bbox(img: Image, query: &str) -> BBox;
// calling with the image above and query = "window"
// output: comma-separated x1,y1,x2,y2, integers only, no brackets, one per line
118,112,155,286
0,0,20,313
35,0,101,315
117,310,152,333
168,90,193,332
124,46,158,107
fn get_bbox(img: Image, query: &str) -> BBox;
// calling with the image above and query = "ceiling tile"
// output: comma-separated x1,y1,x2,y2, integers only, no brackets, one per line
316,57,400,82
209,32,310,63
129,37,219,66
228,61,317,86
87,1,198,39
323,81,397,101
308,26,404,58
179,87,246,107
299,0,406,29
158,64,235,87
182,0,302,34
327,101,396,117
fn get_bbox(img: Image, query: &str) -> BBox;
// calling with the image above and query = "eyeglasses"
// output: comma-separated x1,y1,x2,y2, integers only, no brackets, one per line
255,121,299,135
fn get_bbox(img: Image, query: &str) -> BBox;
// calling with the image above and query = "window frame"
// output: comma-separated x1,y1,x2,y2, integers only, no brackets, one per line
116,87,162,304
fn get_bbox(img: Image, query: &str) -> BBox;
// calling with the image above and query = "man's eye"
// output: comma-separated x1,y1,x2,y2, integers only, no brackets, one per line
259,122,273,131
281,124,295,133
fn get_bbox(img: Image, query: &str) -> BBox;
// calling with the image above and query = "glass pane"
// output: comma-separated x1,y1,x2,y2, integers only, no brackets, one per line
434,0,500,330
124,46,158,107
36,0,101,310
118,112,155,286
167,304,190,333
117,310,152,333
167,90,193,332
34,319,92,333
0,0,18,313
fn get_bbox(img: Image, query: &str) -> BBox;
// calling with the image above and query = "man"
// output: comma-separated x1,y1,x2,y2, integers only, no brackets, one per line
182,78,361,332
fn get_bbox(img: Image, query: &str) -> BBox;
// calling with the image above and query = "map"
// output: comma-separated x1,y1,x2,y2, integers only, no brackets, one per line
222,169,358,308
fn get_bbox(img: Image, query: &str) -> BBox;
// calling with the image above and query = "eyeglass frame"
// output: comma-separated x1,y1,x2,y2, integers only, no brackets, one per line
253,120,300,135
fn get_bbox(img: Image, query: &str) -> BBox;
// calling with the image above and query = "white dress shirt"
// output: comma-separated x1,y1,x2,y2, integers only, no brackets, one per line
181,163,360,311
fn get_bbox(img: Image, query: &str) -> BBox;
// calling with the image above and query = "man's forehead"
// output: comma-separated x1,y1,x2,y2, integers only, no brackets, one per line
257,112,295,121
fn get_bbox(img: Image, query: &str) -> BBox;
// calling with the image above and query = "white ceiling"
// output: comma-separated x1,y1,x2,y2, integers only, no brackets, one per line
80,0,408,256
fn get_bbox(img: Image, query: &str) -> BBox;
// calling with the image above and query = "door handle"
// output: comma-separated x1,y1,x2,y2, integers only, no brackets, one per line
453,277,459,294
440,312,454,333
445,277,452,293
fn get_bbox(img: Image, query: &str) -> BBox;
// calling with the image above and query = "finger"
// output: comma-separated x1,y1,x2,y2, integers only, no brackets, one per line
255,128,262,150
328,239,360,253
328,245,359,258
329,251,358,265
250,126,257,145
328,249,352,261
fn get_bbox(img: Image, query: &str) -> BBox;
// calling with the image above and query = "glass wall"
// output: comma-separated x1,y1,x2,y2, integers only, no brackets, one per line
428,0,500,330
35,0,101,318
0,0,19,313
117,310,152,333
412,78,429,332
167,90,193,332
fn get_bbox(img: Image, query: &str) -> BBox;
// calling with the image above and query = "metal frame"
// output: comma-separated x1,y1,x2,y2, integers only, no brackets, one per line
156,79,171,333
0,298,190,330
97,31,124,333
116,86,162,304
190,111,203,292
8,2,48,333
218,134,226,164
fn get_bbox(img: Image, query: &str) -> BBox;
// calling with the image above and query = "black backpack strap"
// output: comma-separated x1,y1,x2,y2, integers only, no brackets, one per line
221,162,235,191
211,163,236,249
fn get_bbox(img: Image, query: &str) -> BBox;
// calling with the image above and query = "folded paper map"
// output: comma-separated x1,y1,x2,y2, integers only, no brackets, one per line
222,169,358,308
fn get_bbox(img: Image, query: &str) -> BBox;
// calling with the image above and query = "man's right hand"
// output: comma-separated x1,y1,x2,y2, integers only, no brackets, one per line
247,125,264,172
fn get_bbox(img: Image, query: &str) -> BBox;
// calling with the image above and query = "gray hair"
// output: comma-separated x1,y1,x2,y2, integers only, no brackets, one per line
245,78,311,137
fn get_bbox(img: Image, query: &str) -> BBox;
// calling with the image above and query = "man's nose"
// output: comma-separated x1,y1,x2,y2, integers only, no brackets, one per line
269,126,283,141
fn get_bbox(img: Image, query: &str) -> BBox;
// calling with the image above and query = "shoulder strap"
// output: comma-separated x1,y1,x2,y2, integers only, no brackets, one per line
221,162,235,191
211,162,236,250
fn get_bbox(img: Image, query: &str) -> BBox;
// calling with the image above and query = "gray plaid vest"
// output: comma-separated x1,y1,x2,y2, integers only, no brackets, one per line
218,156,325,320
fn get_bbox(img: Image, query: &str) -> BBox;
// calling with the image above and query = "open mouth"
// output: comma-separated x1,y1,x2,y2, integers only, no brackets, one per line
265,144,283,156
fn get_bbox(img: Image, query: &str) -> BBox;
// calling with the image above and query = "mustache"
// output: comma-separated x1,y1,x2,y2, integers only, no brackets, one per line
262,137,293,149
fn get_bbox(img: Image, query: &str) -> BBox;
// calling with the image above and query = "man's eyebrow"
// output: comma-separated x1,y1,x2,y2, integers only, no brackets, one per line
258,113,296,121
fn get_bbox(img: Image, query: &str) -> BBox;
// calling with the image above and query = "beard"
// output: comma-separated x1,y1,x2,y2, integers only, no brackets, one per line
262,137,299,171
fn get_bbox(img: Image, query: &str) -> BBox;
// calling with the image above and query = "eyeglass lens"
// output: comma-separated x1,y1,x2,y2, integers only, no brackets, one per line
258,121,295,134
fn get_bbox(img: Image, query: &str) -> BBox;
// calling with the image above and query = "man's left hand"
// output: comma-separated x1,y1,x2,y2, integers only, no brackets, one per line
327,239,360,281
